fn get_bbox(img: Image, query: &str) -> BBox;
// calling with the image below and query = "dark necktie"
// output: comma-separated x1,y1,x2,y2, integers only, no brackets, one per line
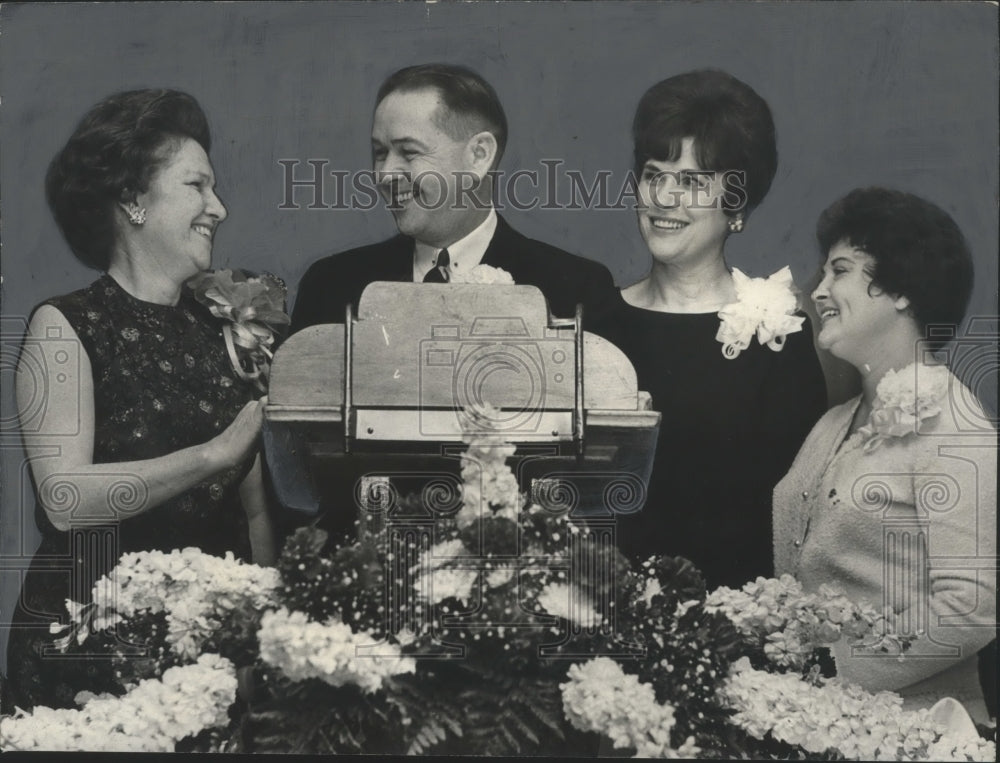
423,248,450,283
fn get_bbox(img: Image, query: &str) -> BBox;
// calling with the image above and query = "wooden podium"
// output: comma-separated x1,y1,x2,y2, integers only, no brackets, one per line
263,283,660,529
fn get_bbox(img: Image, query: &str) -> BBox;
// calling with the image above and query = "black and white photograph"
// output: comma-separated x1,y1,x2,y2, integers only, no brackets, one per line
0,2,996,757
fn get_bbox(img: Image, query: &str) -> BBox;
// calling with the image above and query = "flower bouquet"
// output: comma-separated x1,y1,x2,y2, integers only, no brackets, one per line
3,422,994,759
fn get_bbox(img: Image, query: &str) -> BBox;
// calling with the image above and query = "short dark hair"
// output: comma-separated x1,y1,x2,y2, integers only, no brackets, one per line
817,187,974,338
45,89,211,270
375,63,508,167
632,69,777,216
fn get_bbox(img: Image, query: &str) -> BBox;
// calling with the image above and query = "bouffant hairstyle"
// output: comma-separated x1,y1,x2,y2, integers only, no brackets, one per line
376,63,508,168
817,187,974,339
45,89,211,270
632,69,777,216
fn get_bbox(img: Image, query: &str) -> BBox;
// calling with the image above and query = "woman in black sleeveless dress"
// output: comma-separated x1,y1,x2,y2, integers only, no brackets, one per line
3,90,273,712
596,71,827,589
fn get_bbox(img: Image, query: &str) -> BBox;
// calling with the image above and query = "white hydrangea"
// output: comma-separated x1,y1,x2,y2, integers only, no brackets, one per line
257,608,416,693
54,548,281,659
561,658,698,758
722,658,995,761
705,575,909,670
0,653,236,752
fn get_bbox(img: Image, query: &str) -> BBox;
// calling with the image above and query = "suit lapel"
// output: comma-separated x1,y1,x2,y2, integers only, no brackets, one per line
383,234,415,281
481,214,520,270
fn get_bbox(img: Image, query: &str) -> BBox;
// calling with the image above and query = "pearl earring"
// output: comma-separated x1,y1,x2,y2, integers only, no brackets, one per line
727,215,744,233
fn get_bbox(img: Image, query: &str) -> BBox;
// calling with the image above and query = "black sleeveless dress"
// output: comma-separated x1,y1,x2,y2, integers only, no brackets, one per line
594,294,827,590
3,275,258,712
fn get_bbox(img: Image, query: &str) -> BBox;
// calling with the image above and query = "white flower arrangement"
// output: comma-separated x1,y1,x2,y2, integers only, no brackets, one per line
257,607,416,693
858,362,950,453
52,547,281,660
450,264,515,285
456,430,521,528
705,574,913,670
722,657,995,762
537,582,602,629
419,566,480,605
715,266,805,359
0,653,236,752
560,658,699,758
403,431,527,605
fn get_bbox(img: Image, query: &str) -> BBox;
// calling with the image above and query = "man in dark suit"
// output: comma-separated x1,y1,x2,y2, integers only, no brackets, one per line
291,63,617,331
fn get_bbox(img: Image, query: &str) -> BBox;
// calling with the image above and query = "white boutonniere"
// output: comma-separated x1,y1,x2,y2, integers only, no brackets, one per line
858,363,949,453
715,266,805,359
450,264,515,285
187,269,290,390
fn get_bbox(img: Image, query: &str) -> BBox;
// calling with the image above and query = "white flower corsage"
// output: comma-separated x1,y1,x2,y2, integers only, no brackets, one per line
450,264,515,285
715,266,805,359
857,363,949,453
187,269,290,390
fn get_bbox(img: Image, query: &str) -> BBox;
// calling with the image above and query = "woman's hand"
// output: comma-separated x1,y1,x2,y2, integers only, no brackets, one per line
205,396,267,471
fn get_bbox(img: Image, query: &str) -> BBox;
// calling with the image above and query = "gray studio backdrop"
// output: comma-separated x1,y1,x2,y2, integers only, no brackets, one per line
1,2,997,673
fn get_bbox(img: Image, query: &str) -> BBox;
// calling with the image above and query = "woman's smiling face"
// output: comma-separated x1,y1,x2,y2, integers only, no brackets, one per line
636,137,732,268
130,137,227,283
811,241,905,365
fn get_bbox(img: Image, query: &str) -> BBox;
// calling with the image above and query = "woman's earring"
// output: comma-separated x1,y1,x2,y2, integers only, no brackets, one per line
127,204,146,226
727,214,744,233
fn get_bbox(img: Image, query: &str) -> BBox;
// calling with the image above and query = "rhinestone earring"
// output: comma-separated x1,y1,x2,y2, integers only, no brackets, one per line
127,204,146,226
727,214,744,233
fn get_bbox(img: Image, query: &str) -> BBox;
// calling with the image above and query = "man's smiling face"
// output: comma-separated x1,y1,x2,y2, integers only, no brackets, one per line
371,88,477,248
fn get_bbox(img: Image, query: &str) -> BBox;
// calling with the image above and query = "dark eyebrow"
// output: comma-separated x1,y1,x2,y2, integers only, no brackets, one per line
828,256,855,268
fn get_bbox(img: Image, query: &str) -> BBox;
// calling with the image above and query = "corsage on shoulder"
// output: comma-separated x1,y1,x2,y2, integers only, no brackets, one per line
715,266,805,359
857,363,949,453
187,269,290,391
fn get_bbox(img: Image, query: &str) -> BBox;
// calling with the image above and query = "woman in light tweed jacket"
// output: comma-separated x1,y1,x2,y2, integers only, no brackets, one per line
773,187,996,723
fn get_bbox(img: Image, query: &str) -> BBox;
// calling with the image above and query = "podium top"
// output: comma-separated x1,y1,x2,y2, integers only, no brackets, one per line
270,281,646,414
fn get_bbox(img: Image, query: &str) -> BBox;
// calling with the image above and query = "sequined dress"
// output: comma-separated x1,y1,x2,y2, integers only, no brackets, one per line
3,274,257,712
